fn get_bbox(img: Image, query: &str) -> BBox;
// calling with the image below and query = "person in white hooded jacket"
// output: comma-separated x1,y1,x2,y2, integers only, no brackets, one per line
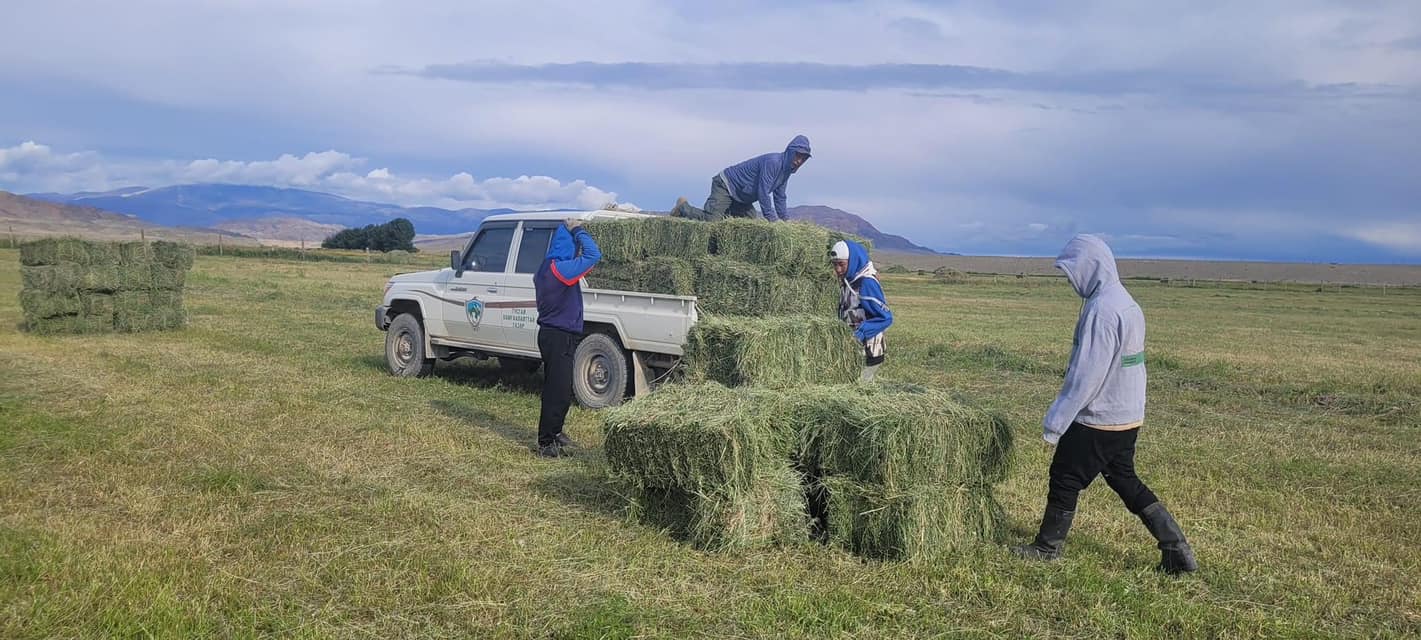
1011,234,1198,575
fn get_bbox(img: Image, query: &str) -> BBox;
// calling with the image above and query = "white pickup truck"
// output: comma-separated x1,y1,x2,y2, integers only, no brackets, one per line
375,210,698,408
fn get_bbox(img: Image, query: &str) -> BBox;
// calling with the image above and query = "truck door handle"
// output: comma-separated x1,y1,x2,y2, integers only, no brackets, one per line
450,286,467,292
486,287,499,293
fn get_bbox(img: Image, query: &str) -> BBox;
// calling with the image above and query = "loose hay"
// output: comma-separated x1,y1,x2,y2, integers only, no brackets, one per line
683,315,860,388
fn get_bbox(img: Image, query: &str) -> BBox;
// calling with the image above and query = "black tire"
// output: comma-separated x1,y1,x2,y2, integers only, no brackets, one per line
385,313,434,378
498,356,541,375
572,332,628,408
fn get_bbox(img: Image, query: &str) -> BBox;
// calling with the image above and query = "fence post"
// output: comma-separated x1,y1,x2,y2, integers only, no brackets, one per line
218,234,223,256
7,225,14,248
365,247,370,263
301,238,306,260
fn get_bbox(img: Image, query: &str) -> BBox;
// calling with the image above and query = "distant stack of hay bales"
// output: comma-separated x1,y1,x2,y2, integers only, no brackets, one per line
18,237,194,334
591,216,1013,560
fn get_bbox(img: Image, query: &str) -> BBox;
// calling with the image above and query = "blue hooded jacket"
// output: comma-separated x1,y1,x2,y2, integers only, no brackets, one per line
534,224,602,333
836,240,892,342
720,135,812,222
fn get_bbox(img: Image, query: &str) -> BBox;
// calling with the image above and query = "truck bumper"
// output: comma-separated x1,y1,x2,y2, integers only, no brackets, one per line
374,305,390,331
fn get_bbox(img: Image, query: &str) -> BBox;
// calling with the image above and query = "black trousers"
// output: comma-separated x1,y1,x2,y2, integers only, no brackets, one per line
537,326,579,446
1047,423,1159,514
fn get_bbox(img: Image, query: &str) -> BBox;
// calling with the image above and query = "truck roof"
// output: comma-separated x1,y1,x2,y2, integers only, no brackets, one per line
481,210,654,224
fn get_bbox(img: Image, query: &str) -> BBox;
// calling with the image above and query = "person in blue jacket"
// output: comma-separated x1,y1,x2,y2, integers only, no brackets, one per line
532,219,602,458
1011,234,1198,574
829,239,892,382
671,135,812,222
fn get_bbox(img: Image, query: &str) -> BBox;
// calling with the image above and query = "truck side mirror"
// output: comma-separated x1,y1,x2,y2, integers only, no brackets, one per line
450,250,463,276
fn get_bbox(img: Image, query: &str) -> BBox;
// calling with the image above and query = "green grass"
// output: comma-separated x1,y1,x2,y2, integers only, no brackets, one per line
1,250,1418,638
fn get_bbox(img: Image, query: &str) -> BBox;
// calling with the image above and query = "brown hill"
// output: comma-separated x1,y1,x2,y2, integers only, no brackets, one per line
213,216,345,243
786,205,941,254
0,191,257,246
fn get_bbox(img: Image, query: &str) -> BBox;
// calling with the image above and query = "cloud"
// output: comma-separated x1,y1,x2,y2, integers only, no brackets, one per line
1345,223,1421,255
380,60,1420,103
0,141,624,210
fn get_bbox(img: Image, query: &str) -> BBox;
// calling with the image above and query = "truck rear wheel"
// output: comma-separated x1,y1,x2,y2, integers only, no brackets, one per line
386,313,435,378
572,332,627,408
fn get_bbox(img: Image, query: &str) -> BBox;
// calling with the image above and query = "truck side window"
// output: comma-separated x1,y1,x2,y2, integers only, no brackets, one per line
466,226,515,272
514,227,556,273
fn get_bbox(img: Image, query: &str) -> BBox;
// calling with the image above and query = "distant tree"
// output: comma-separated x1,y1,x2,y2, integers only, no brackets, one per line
322,218,417,252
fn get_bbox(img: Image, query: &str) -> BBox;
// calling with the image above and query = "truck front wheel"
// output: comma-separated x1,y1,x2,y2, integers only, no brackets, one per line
386,313,435,378
572,332,627,408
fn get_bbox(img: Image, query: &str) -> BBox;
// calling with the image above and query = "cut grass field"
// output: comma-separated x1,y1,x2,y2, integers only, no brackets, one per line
1,248,1418,639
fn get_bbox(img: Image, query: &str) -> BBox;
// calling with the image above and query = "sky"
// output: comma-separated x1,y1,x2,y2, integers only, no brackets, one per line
1,0,1418,262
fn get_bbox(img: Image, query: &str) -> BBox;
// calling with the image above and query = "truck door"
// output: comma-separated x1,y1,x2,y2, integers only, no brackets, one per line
499,221,558,355
438,222,516,346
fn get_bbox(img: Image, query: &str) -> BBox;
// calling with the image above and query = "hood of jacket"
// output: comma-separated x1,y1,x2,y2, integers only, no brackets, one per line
833,239,876,283
783,135,812,175
546,224,576,261
1055,233,1120,299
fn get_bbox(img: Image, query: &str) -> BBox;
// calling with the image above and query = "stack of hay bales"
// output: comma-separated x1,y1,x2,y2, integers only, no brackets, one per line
591,216,1013,560
585,216,859,389
604,383,1013,558
18,237,195,334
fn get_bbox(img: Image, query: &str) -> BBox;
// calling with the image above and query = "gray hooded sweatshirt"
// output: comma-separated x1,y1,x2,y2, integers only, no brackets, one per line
1042,234,1147,444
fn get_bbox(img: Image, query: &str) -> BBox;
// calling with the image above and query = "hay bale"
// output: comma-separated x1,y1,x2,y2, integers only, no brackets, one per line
19,237,120,266
605,384,808,550
20,264,123,293
150,241,196,271
632,465,807,551
641,256,696,296
113,290,186,332
792,386,1014,489
693,257,838,316
708,219,834,275
19,289,83,319
586,260,642,291
820,478,1005,561
684,315,860,388
585,217,712,263
604,384,797,492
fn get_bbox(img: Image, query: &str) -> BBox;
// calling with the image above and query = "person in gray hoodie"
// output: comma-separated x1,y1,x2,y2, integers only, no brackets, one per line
1011,234,1198,574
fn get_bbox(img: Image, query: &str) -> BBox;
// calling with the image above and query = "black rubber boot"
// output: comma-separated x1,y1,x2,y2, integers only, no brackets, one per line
1011,507,1075,561
1139,502,1198,574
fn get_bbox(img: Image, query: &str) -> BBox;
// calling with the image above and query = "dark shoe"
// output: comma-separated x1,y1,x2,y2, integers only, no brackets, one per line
1139,502,1198,574
554,432,577,448
536,443,569,458
1011,507,1075,561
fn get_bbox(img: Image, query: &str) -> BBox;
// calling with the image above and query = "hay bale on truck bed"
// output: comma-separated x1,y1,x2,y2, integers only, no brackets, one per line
584,216,713,263
708,219,837,276
683,315,860,388
603,384,807,550
693,257,838,316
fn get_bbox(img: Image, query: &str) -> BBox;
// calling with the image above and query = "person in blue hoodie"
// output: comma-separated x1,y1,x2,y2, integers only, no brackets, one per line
1011,234,1198,574
671,135,811,222
532,219,602,458
829,239,892,382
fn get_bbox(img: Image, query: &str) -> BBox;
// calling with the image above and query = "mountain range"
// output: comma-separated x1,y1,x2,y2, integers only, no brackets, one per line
22,183,942,254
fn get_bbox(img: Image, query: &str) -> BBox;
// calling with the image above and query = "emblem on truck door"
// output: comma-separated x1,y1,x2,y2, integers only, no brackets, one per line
465,298,484,327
